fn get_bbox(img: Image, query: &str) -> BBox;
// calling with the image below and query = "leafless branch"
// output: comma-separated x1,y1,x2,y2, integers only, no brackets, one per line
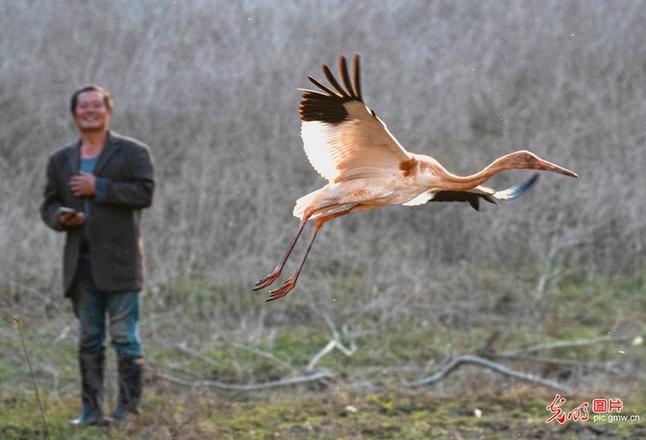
306,340,356,372
156,369,334,391
171,343,220,368
306,314,357,372
170,340,296,373
228,342,295,372
409,354,570,393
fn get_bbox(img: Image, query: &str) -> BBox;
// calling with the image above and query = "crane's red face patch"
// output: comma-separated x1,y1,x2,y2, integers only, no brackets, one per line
399,158,418,177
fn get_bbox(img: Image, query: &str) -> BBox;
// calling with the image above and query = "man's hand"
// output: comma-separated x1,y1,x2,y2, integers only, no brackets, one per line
59,211,85,227
69,172,96,197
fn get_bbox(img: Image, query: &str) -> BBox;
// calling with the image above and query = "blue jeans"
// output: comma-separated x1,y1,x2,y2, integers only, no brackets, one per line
72,255,143,358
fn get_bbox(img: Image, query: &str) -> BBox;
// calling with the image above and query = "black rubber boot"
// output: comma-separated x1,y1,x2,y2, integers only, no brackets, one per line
69,352,106,426
111,355,143,422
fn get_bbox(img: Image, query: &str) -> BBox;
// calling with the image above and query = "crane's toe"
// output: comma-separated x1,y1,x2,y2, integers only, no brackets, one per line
266,277,296,302
252,266,282,291
252,276,275,291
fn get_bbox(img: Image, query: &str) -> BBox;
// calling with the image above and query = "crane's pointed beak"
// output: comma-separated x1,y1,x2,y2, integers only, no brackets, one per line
536,158,578,178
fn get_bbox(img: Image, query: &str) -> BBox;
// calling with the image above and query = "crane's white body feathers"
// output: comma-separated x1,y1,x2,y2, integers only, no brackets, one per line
293,180,395,219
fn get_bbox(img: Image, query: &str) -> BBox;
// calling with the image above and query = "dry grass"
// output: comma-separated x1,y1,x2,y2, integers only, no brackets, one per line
2,1,645,303
1,1,645,437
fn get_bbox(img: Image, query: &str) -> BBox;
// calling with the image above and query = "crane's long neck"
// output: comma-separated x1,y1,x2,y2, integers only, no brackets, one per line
438,154,516,192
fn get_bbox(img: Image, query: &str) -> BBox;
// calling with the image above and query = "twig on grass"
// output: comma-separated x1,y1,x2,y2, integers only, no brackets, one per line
306,314,357,372
170,343,222,368
306,340,356,372
228,342,295,372
409,354,570,393
476,332,623,373
170,341,295,372
156,369,334,391
411,335,642,392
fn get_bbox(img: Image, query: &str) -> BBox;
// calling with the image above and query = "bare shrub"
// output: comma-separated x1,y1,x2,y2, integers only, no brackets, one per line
1,0,643,334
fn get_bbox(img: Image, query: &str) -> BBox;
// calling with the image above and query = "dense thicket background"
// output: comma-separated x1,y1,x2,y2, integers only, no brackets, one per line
1,1,645,438
3,0,645,295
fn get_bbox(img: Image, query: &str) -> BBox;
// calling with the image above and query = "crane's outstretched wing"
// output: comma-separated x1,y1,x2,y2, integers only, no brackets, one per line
300,54,410,183
404,173,540,210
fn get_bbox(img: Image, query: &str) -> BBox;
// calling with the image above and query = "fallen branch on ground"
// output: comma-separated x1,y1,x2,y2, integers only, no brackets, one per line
409,354,570,393
306,339,356,372
170,343,220,368
171,341,295,373
305,314,357,372
156,369,333,391
156,316,355,392
410,334,642,392
228,342,295,372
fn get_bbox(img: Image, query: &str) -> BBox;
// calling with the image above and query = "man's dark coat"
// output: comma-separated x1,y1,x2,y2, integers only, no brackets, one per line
41,131,155,297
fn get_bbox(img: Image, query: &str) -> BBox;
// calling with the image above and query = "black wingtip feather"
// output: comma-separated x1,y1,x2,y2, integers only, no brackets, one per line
352,53,362,100
299,92,349,123
307,75,339,97
303,54,364,102
300,54,365,124
339,56,355,99
322,64,350,98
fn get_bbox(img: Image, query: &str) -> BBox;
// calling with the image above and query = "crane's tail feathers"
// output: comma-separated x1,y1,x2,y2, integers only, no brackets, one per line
493,173,540,200
481,194,498,205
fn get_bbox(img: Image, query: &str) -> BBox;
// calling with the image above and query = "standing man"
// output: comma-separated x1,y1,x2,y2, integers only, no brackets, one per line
41,85,155,425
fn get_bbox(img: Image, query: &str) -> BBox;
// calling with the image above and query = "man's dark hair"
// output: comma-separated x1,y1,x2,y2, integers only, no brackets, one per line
70,85,113,114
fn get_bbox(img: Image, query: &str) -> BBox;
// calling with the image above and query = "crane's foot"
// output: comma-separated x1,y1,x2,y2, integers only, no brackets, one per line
252,266,282,291
266,277,296,302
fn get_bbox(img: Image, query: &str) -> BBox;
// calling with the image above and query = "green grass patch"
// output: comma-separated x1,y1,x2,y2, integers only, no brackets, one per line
2,388,644,439
2,271,644,438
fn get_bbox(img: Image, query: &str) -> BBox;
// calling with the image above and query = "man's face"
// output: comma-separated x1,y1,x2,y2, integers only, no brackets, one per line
73,91,111,132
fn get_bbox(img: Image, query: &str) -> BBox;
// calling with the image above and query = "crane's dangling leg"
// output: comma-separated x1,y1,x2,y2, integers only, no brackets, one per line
253,205,333,291
253,216,310,291
265,206,356,302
